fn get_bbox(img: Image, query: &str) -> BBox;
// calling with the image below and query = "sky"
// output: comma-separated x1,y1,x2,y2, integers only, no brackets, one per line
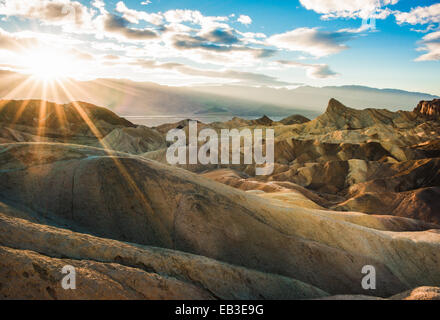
0,0,439,95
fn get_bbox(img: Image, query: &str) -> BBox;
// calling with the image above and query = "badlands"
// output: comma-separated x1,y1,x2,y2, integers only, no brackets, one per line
0,98,439,300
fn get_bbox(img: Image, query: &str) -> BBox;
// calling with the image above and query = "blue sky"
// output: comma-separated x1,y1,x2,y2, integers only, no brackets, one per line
0,0,439,95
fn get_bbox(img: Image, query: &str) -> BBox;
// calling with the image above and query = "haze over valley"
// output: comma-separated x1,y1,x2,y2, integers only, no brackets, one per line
1,70,437,126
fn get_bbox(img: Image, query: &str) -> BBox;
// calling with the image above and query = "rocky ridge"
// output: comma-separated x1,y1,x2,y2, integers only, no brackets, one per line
1,98,440,299
414,99,440,120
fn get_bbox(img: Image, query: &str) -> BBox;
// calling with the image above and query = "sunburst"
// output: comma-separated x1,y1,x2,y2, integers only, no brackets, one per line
1,48,152,214
21,48,79,81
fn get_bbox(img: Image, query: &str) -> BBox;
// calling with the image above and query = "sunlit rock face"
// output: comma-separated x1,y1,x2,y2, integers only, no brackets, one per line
0,99,135,139
1,98,440,300
101,126,167,154
414,99,440,120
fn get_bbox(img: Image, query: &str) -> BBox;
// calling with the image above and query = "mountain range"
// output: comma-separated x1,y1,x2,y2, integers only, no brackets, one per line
0,70,437,125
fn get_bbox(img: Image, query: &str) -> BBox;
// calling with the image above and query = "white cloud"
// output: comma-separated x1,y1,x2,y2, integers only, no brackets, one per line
0,0,352,85
415,31,440,61
92,0,105,10
163,9,229,31
133,59,292,86
267,27,355,58
238,31,267,45
0,0,96,32
164,31,275,66
395,4,440,25
96,13,158,41
0,28,39,51
0,27,96,78
394,4,440,62
276,60,338,79
237,15,252,25
0,27,83,52
421,31,440,42
141,1,151,5
410,24,437,34
115,1,163,25
0,1,272,66
299,0,398,19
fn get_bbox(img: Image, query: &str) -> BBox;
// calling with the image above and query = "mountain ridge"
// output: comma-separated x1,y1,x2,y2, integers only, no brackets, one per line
191,84,439,113
0,70,438,125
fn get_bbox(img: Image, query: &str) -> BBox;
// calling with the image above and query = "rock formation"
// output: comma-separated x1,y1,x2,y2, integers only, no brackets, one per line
1,98,440,300
0,99,135,142
414,99,440,120
101,126,166,154
280,114,311,125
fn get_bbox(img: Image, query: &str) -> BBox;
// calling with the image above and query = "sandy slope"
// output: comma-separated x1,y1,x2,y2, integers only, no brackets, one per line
1,98,440,299
1,142,440,299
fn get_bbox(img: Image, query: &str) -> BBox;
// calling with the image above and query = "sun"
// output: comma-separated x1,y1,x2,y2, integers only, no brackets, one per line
22,48,78,81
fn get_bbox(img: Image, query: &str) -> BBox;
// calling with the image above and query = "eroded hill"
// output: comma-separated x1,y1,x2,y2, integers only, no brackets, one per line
1,98,440,299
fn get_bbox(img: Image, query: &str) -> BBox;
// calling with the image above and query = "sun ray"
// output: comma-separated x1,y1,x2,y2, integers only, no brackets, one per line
61,77,94,103
0,76,36,110
55,79,152,213
92,77,145,96
36,81,48,139
48,80,68,132
56,80,103,139
11,79,41,126
21,48,77,81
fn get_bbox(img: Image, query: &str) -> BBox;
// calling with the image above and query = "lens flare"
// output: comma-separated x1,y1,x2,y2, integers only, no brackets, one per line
22,48,78,81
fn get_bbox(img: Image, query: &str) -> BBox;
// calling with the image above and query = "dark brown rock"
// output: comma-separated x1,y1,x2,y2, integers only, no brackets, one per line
414,99,440,120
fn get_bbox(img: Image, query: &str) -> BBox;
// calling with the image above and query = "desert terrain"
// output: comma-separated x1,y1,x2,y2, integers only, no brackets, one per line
0,97,440,300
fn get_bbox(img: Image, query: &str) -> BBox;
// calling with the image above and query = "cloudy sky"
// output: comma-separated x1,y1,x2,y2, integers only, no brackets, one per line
0,0,439,95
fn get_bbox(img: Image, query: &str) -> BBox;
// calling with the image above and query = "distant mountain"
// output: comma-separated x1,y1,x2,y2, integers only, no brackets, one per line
190,84,439,112
0,70,437,123
0,71,312,120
